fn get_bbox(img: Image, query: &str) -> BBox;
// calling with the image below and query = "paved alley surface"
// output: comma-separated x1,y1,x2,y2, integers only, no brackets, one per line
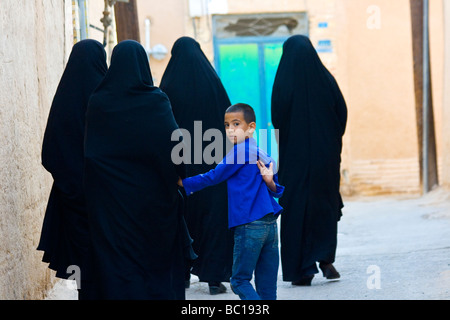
46,188,450,300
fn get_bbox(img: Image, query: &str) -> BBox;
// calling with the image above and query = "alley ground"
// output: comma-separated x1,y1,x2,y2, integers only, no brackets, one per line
45,188,450,300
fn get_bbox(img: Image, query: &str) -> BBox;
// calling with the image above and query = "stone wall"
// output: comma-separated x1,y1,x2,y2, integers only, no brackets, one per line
0,0,71,299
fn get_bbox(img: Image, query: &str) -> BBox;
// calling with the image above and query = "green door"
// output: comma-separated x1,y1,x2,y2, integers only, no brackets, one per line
217,41,283,163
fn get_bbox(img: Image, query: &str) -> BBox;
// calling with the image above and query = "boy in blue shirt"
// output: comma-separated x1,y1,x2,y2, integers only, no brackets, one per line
178,103,284,300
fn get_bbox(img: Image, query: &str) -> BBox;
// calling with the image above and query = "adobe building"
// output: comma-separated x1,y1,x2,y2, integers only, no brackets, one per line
134,0,448,196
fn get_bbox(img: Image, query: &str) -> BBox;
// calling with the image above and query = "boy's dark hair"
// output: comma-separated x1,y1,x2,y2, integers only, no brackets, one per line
226,103,256,124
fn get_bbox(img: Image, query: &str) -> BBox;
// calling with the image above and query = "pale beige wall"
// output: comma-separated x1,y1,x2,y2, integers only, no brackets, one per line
88,0,108,44
227,0,306,13
336,0,444,195
338,0,417,195
136,0,188,84
0,1,71,299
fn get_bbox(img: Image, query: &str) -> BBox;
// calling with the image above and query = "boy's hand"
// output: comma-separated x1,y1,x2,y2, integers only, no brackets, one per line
177,177,183,187
257,160,276,192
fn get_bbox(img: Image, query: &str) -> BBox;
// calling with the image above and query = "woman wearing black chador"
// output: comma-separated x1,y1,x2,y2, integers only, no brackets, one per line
83,40,192,299
160,37,234,295
37,39,107,299
271,35,347,286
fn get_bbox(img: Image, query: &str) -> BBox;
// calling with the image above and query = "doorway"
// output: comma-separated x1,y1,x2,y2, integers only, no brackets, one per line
212,13,308,162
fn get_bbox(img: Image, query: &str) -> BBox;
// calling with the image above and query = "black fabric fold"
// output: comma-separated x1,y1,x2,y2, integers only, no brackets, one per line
83,40,187,299
160,37,234,283
38,39,107,280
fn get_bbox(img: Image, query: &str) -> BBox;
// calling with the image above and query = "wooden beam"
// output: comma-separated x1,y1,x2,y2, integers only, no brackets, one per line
114,0,140,43
409,0,439,192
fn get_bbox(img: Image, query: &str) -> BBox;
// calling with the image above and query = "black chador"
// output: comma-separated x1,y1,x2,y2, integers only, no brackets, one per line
83,40,192,299
160,37,233,294
271,35,348,285
37,40,107,288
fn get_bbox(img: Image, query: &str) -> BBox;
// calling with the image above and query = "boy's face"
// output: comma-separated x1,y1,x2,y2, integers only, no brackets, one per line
224,111,256,145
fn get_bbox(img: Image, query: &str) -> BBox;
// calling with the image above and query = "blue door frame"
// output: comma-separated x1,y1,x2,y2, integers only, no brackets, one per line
213,36,289,162
213,36,289,125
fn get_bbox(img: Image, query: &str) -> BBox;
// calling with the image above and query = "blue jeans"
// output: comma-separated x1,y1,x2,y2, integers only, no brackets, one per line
230,214,279,300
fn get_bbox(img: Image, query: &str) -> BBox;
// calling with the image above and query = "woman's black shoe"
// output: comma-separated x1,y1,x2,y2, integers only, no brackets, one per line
292,275,314,286
208,282,227,295
319,263,340,279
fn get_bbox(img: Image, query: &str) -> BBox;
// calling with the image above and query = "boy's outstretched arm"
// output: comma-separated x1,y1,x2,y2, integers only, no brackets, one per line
181,159,245,196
